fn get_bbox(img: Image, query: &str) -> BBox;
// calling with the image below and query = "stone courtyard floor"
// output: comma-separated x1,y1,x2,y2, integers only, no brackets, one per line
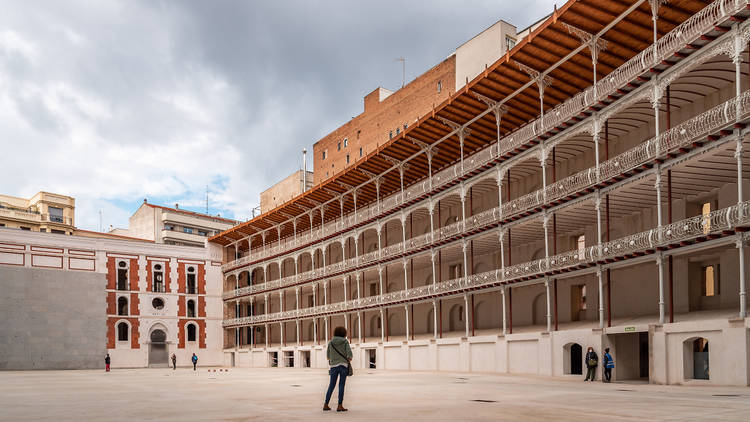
1,368,749,421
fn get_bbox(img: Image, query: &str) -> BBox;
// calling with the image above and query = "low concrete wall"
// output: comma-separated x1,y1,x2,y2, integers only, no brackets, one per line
0,266,106,370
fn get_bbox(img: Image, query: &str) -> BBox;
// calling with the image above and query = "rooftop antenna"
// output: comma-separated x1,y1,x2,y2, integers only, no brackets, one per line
395,57,405,88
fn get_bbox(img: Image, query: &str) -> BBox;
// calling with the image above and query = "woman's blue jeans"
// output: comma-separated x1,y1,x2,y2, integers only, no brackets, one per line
325,365,348,405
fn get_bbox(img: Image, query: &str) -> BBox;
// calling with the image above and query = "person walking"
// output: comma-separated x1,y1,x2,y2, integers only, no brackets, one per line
104,353,111,372
191,353,198,371
584,347,598,381
171,353,177,370
323,326,353,412
603,348,614,383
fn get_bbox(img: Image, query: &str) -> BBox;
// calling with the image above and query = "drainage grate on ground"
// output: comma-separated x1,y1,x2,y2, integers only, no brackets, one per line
471,399,497,403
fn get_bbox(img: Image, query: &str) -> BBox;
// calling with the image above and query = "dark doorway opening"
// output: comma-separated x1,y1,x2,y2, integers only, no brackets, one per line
570,344,582,375
368,349,376,369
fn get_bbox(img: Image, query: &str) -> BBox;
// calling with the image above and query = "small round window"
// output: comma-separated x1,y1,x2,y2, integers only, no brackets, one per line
152,298,165,310
154,264,162,271
188,266,195,273
118,261,127,268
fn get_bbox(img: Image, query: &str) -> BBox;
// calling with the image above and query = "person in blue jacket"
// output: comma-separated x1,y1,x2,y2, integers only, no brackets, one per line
191,353,198,371
602,347,614,382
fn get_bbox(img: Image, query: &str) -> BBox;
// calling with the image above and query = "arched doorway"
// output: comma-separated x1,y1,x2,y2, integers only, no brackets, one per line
149,329,168,367
564,343,583,375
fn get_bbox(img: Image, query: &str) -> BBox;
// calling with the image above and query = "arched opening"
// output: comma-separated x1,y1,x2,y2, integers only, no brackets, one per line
532,292,546,325
187,324,197,342
448,304,463,333
684,337,709,380
187,299,196,317
369,314,381,338
186,266,196,294
117,261,128,290
117,322,129,342
153,263,164,292
117,296,128,316
563,343,583,375
148,328,168,367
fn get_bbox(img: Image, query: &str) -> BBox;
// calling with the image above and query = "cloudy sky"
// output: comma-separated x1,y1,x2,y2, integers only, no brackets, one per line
0,0,558,231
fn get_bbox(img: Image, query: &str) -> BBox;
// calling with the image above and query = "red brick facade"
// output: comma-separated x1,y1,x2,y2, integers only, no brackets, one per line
128,258,139,291
177,263,186,293
177,319,206,349
313,55,456,183
107,317,140,349
197,264,206,295
106,257,116,290
198,296,206,318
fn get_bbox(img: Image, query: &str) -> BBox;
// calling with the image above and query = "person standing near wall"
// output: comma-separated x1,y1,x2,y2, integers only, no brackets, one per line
171,353,177,370
191,353,198,371
104,353,110,372
584,347,598,381
602,348,614,383
323,326,353,412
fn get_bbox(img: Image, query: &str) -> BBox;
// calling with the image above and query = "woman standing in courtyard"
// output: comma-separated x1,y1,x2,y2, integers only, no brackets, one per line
324,326,353,412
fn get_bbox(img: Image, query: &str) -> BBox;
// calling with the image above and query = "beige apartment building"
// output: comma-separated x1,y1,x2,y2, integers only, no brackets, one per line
110,200,239,247
0,192,75,235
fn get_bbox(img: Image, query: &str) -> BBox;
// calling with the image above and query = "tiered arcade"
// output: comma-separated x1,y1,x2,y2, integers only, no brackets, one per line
212,0,750,385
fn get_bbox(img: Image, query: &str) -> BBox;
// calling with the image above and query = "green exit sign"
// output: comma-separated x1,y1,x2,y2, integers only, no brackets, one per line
624,326,636,332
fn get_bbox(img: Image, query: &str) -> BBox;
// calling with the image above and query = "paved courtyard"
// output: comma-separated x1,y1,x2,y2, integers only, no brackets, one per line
1,368,749,421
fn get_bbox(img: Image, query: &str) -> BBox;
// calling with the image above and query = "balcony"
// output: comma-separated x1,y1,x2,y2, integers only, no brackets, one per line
223,199,750,327
220,0,746,273
222,88,750,301
0,207,42,222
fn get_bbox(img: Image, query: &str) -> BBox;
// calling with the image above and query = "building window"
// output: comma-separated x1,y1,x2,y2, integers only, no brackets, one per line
404,123,407,130
343,138,348,147
51,229,64,234
117,322,129,341
117,261,128,290
198,230,208,236
396,127,400,135
152,297,165,310
337,141,341,151
183,227,193,234
346,154,350,164
389,131,393,139
20,227,30,231
437,81,442,93
187,299,196,317
48,206,64,223
187,324,197,342
153,264,164,293
322,150,327,160
702,265,720,296
187,266,197,294
505,36,516,51
359,147,363,157
40,228,46,232
164,224,174,231
356,130,361,139
117,297,128,316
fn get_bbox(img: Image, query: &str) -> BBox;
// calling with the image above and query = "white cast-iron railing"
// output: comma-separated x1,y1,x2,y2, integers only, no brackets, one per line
223,199,750,327
221,89,750,300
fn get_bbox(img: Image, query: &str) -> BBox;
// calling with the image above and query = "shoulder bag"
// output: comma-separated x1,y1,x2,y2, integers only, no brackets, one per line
331,343,354,376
